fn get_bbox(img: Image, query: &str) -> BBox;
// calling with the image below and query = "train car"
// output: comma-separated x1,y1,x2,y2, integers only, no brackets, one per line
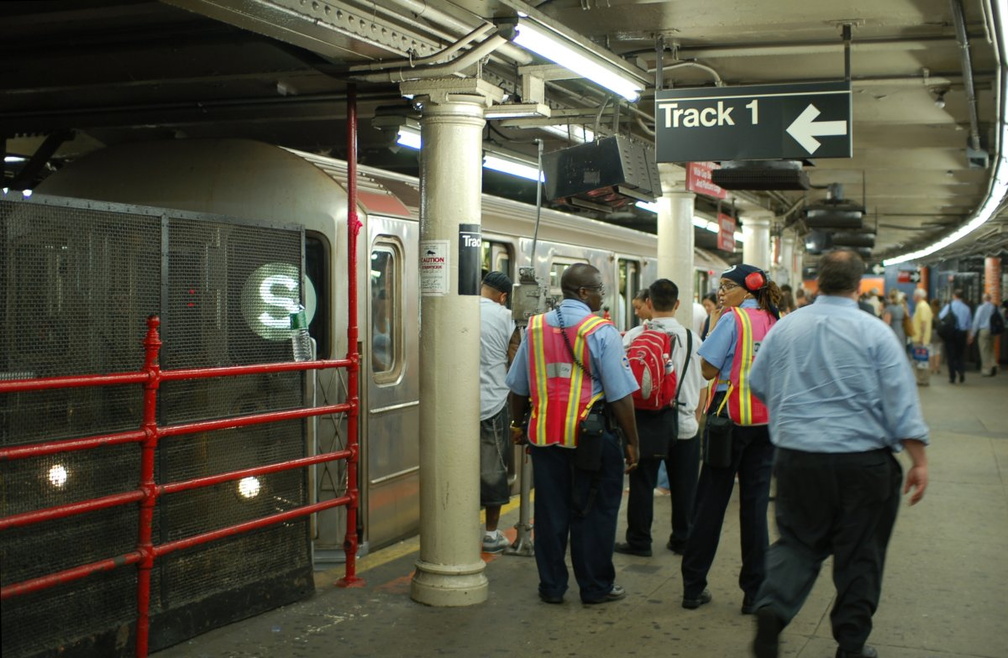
20,138,727,562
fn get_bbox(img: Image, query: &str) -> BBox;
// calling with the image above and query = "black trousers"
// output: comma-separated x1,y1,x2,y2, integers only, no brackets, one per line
754,448,902,653
623,435,699,549
945,329,967,381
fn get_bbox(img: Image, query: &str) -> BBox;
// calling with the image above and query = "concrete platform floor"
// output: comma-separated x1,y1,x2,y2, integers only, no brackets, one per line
155,368,1008,658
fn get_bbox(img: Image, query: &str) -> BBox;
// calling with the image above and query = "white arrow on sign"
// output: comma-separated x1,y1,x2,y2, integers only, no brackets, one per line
786,104,848,154
872,264,886,275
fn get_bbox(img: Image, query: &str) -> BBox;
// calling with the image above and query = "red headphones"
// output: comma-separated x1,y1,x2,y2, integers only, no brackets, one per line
744,269,768,292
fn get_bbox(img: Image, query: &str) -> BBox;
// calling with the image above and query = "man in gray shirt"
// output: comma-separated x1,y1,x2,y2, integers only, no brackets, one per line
748,249,929,658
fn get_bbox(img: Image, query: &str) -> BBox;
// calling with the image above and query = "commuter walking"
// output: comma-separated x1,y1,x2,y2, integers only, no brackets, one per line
969,293,1000,376
748,249,929,658
506,263,640,605
910,288,933,386
680,264,780,614
939,290,972,384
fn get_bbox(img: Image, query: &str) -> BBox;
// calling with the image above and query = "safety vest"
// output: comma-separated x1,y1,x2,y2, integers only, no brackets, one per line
525,312,610,447
724,307,775,426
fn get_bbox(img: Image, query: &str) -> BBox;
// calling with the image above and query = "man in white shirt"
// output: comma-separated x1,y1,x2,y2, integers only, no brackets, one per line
478,272,519,552
615,279,707,557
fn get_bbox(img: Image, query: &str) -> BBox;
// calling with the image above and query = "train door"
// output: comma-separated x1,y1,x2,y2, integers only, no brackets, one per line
364,217,420,550
481,237,518,488
618,258,643,331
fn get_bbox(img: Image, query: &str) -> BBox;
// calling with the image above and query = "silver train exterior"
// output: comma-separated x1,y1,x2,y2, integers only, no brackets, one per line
35,138,728,561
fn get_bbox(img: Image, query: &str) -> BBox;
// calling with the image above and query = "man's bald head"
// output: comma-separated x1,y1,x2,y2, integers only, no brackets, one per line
561,263,602,297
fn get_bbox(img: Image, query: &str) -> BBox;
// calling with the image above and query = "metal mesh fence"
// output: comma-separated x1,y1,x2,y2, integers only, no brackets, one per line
1,196,313,657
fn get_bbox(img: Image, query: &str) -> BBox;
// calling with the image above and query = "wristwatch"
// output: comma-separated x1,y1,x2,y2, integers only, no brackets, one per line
509,421,524,430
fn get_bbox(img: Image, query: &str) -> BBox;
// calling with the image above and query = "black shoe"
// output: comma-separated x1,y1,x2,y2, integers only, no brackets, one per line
836,646,878,658
741,595,757,615
752,607,783,658
681,589,712,609
539,591,564,604
666,538,686,555
959,373,965,383
614,542,652,557
582,584,625,604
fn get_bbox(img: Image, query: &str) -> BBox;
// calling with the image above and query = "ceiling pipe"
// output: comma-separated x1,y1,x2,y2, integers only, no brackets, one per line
950,0,983,151
651,60,724,86
354,35,507,83
382,0,532,66
349,23,497,72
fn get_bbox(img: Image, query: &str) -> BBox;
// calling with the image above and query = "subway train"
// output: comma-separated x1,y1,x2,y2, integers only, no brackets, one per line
9,138,729,564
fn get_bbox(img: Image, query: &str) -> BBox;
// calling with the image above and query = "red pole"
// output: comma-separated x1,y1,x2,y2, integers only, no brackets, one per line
135,315,162,657
339,83,364,588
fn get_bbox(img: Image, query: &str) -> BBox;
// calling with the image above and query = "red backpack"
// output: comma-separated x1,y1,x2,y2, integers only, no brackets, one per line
627,326,677,410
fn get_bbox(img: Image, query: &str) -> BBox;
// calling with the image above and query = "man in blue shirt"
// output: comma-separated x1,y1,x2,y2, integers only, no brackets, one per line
747,249,929,658
939,289,973,384
969,293,999,377
506,263,640,605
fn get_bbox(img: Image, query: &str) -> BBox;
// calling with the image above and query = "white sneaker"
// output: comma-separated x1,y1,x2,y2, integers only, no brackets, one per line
482,531,510,553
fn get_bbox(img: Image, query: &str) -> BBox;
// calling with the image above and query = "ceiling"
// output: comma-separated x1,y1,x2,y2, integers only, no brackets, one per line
3,0,1008,266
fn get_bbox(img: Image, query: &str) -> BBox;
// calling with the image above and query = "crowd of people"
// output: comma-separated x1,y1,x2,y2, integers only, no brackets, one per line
470,252,1002,657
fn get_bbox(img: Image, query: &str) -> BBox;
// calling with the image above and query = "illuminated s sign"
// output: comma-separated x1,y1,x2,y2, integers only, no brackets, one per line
241,263,317,341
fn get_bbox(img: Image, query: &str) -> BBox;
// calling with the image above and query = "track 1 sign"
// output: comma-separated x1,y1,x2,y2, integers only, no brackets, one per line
655,81,852,162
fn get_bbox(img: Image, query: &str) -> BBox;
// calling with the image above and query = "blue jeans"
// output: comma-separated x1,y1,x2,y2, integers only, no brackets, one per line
530,430,623,602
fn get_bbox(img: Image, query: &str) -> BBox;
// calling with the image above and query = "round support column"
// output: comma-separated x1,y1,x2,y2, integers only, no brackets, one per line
779,232,796,289
657,164,697,326
408,85,494,607
741,211,773,270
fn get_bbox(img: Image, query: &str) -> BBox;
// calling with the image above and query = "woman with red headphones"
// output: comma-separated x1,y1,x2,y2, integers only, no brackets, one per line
680,264,782,615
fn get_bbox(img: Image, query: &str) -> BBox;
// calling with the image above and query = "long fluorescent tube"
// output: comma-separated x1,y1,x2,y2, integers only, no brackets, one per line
485,103,551,119
541,124,595,144
512,18,643,102
396,126,422,150
884,5,1008,265
483,154,543,182
636,203,744,243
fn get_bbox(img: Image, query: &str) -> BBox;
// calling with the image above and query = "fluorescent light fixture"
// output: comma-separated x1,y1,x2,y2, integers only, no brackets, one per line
883,6,1008,265
512,16,644,102
635,203,744,243
484,154,543,182
396,126,422,150
5,155,26,163
541,124,595,144
485,102,552,119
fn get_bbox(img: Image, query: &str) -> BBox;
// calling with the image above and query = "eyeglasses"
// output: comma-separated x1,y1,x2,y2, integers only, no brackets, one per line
718,282,741,292
581,284,606,296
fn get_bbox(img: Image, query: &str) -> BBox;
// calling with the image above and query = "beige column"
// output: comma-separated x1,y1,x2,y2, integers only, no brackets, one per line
779,232,797,289
403,78,503,607
741,210,773,270
657,164,696,327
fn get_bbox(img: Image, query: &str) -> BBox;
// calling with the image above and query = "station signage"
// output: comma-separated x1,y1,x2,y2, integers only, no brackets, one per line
717,213,736,252
685,162,727,199
655,81,852,162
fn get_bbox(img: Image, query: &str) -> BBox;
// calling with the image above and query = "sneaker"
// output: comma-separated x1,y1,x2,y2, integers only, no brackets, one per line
482,530,510,553
682,589,712,609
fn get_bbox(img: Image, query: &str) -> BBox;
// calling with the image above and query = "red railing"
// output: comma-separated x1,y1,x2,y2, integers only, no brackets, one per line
0,314,361,655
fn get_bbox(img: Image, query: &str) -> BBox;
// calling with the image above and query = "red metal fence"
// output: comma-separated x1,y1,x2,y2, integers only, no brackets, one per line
0,315,361,656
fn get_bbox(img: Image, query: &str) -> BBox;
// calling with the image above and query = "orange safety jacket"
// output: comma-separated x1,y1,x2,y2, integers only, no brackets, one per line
723,307,776,426
525,312,610,447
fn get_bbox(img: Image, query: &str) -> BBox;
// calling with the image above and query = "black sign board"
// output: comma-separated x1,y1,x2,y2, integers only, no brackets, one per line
458,224,481,295
655,81,852,162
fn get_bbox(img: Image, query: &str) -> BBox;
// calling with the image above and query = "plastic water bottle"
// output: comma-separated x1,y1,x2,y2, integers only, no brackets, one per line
290,307,313,361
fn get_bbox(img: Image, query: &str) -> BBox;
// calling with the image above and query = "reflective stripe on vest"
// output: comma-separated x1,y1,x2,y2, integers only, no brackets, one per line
526,312,608,447
727,307,775,426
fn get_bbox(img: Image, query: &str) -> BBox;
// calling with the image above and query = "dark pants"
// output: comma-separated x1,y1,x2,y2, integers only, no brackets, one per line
945,330,967,381
754,448,902,653
668,435,700,547
623,434,700,550
681,420,773,602
530,429,623,603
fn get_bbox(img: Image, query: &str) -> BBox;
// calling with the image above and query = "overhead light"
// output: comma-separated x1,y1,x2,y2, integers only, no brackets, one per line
485,102,552,119
635,203,744,243
484,153,543,181
540,124,595,144
933,88,947,109
511,15,645,102
396,125,422,150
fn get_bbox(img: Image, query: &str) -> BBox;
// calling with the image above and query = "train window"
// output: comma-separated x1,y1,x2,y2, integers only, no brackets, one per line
618,259,642,331
305,232,330,359
481,239,514,301
548,258,587,295
370,241,402,380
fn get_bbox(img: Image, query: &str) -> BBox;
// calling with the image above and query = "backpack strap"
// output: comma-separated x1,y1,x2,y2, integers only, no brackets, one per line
674,329,693,409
